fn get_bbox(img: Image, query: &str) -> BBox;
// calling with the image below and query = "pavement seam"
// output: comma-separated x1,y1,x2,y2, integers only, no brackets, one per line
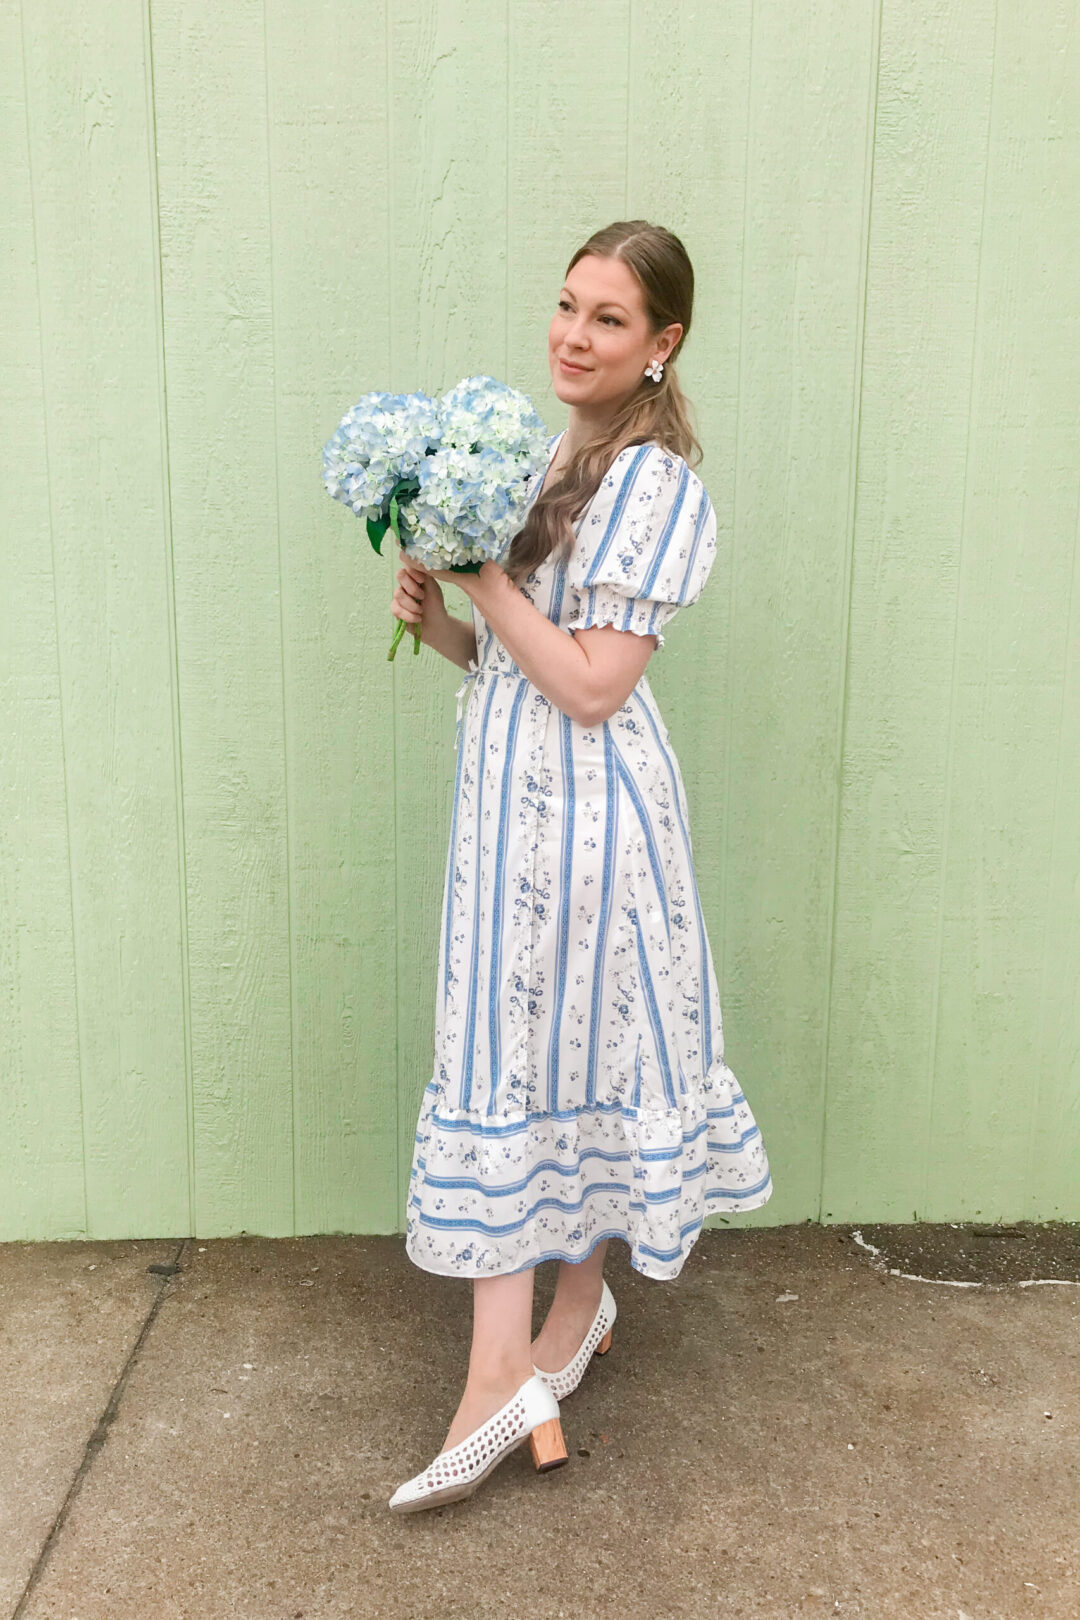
10,1237,191,1620
850,1227,1080,1288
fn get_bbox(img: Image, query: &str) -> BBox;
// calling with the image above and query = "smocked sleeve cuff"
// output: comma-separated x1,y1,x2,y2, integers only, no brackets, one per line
566,582,675,648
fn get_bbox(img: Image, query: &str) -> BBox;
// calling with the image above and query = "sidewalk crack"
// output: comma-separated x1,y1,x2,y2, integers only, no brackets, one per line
10,1237,190,1620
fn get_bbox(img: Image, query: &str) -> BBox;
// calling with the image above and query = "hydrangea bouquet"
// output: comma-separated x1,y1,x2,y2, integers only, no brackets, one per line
322,376,550,660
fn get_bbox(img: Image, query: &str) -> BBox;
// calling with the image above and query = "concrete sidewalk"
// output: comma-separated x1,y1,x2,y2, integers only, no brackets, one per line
1,1224,1076,1620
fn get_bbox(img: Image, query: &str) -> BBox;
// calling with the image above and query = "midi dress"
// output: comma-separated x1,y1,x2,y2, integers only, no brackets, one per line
404,430,774,1282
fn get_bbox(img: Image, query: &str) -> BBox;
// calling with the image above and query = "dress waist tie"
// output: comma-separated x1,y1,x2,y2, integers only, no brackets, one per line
453,657,481,752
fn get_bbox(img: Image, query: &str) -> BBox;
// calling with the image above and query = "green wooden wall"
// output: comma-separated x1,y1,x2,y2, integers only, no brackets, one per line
3,0,1077,1244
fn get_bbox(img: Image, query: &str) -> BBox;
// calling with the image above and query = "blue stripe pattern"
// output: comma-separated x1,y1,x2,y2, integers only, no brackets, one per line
486,680,529,1113
627,687,716,1068
639,460,690,595
546,709,576,1114
584,727,620,1109
460,677,500,1111
582,446,655,583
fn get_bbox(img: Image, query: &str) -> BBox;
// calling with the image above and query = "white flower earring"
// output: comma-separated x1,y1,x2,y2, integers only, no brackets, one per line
644,357,665,382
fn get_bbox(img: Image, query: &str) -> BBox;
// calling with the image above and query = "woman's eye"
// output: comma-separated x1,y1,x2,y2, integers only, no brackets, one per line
557,299,621,326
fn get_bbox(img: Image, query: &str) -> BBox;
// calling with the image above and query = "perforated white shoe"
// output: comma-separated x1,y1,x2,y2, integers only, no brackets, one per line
532,1278,617,1400
387,1372,568,1514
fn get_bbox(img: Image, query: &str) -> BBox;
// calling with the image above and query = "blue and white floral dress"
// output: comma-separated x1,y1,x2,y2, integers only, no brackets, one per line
404,430,773,1282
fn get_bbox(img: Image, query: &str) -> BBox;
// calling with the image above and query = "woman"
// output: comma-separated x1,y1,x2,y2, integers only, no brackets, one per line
387,221,773,1513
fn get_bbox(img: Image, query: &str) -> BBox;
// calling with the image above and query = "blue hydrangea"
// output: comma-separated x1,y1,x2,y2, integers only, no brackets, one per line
321,375,550,568
321,391,442,538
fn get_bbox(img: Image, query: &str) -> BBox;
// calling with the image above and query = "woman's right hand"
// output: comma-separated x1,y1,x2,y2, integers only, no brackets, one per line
393,549,449,639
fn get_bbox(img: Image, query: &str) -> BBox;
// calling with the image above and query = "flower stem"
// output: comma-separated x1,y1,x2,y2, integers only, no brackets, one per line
387,617,422,660
385,492,421,659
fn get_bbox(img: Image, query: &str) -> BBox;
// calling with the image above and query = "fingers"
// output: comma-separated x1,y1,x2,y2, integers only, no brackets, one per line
393,570,424,623
392,548,446,625
392,596,422,625
395,567,425,603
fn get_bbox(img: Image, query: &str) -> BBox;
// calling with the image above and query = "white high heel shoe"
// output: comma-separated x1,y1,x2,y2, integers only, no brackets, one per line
387,1372,568,1514
532,1278,617,1401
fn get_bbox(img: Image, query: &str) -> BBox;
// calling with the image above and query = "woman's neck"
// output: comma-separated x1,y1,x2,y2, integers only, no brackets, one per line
561,404,621,461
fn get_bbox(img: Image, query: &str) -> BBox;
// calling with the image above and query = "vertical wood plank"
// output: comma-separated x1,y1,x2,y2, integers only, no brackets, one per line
925,4,1080,1217
510,0,631,370
151,0,294,1234
265,0,399,1233
0,0,86,1239
824,0,998,1218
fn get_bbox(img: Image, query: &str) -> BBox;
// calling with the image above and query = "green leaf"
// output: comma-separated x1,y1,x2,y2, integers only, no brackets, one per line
367,513,390,554
367,474,421,556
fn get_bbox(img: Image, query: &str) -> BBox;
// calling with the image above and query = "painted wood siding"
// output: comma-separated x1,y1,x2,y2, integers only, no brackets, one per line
2,0,1077,1241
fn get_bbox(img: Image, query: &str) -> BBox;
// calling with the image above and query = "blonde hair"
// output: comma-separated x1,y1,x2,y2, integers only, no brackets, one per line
504,220,702,587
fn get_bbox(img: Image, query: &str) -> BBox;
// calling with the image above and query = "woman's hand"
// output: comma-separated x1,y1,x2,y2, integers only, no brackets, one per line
392,549,451,638
403,551,506,592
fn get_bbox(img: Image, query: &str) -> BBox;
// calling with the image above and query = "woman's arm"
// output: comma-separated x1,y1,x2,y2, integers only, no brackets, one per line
420,608,478,672
461,562,655,727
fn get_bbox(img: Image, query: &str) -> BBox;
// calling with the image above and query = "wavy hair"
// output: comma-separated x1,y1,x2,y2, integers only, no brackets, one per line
503,220,702,587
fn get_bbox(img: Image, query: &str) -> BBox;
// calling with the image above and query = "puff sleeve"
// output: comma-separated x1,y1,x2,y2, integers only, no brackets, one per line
564,444,717,649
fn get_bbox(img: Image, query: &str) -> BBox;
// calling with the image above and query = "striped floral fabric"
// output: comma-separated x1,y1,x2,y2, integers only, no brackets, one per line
404,432,773,1281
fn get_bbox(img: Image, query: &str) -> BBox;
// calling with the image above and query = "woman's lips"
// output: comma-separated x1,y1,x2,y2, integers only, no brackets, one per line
559,359,590,373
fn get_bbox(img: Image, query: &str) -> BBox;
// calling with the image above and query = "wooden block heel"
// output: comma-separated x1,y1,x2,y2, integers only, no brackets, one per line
528,1415,569,1471
595,1326,613,1355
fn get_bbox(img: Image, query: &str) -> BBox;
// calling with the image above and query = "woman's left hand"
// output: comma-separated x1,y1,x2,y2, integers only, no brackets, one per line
400,550,497,591
397,549,452,584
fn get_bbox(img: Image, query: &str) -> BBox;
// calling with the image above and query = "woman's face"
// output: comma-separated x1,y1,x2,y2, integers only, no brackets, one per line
548,254,681,410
